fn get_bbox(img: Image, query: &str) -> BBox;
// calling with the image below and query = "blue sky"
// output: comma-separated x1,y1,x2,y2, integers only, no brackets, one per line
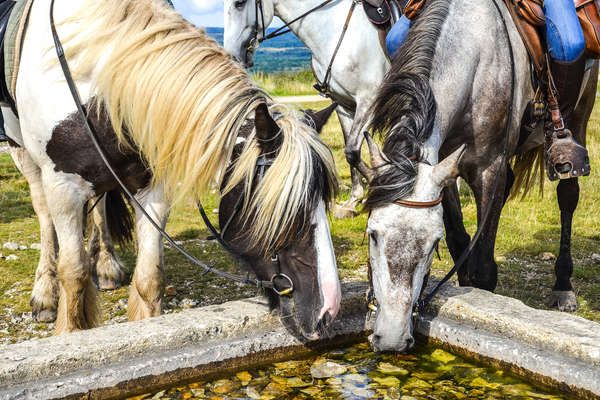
172,0,223,27
172,0,282,28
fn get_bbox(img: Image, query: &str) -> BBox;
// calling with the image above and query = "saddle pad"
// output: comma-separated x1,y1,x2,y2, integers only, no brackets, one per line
4,0,33,102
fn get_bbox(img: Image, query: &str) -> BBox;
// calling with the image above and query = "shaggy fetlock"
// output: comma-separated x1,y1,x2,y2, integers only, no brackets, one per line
92,250,127,290
127,280,163,321
333,202,357,219
87,221,128,291
548,290,578,312
54,278,100,334
30,269,59,323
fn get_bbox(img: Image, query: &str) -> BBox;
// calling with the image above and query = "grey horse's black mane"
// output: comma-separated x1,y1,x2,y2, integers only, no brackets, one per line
365,0,451,209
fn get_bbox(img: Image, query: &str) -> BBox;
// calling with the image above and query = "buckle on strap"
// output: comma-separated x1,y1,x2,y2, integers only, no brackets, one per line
553,118,565,132
271,273,294,296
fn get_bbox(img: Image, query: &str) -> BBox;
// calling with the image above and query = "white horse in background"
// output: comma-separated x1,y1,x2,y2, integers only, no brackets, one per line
224,0,390,217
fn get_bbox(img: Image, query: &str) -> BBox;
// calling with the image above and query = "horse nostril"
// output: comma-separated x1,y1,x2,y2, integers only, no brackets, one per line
406,337,415,350
370,334,381,346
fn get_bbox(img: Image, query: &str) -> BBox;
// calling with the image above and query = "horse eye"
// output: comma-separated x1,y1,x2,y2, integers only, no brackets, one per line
234,0,247,9
369,231,378,246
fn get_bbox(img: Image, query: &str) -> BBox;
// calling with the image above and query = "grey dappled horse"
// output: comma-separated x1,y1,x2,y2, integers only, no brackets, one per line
356,0,598,352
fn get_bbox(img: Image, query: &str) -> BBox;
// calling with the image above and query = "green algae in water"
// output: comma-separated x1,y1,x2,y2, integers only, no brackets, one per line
133,344,565,400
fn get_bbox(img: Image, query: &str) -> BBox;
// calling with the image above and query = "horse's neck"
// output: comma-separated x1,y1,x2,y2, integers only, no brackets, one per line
273,0,349,66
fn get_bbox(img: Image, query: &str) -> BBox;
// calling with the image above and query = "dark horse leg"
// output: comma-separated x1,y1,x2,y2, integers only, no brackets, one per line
444,164,514,288
548,178,579,311
442,183,471,284
546,61,598,311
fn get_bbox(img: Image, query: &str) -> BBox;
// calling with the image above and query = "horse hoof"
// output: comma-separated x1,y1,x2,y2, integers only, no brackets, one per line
93,254,127,291
32,306,57,323
332,204,356,219
97,276,123,291
548,290,578,312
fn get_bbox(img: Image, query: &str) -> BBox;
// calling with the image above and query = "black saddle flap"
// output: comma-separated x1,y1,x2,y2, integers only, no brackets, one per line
363,0,391,25
0,0,16,107
364,0,385,6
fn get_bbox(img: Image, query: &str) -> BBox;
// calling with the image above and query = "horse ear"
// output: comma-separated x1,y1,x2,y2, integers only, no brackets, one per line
352,132,386,185
254,103,280,142
432,144,466,188
364,131,386,167
302,102,338,134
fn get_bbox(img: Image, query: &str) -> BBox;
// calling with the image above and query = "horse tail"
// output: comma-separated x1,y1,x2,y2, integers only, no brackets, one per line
105,190,135,247
509,145,545,200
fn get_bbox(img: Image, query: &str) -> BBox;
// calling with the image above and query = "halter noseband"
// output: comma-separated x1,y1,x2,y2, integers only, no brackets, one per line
394,195,443,208
198,148,295,297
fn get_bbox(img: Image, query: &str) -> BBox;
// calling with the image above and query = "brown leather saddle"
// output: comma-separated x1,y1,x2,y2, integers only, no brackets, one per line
505,0,600,75
506,0,598,180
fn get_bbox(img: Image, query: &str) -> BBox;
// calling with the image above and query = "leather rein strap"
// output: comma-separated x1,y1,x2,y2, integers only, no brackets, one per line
252,0,358,97
315,0,358,95
49,0,287,294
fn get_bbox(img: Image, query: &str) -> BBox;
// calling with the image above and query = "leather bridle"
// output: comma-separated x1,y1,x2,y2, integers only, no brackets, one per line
197,152,295,296
247,0,356,96
394,195,443,208
249,0,336,47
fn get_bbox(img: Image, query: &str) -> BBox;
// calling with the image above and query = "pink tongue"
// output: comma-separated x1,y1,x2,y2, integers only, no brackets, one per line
318,280,341,322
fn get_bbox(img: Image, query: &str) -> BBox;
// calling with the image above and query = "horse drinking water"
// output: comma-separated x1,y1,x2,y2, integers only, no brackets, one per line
356,0,597,352
5,0,341,338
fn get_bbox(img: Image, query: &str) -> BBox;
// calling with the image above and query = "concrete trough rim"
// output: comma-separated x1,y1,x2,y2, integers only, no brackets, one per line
0,280,599,400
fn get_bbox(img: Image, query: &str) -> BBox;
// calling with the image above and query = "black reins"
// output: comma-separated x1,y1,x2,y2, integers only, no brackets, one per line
49,0,293,296
252,0,336,44
250,0,356,96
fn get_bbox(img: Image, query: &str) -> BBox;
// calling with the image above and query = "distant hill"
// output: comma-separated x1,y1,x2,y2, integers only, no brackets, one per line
206,27,312,74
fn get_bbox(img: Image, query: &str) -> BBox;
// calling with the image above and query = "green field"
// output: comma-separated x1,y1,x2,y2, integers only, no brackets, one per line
252,70,318,96
0,93,599,344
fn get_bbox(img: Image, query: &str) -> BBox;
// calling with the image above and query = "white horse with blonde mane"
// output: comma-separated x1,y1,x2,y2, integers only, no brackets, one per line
4,0,341,338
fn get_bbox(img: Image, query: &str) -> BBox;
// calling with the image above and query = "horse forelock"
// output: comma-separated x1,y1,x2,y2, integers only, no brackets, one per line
224,108,338,255
366,0,450,208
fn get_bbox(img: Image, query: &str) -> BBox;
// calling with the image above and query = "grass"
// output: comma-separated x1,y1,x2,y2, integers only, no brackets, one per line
252,70,318,97
0,99,599,344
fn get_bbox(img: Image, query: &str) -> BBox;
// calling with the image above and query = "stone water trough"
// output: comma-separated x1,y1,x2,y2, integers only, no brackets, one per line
1,279,599,399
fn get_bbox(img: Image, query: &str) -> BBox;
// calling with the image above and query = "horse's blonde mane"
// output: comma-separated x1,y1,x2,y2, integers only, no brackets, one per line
61,0,337,253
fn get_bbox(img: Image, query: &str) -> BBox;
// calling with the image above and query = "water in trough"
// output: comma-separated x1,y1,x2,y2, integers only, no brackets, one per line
135,343,563,399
